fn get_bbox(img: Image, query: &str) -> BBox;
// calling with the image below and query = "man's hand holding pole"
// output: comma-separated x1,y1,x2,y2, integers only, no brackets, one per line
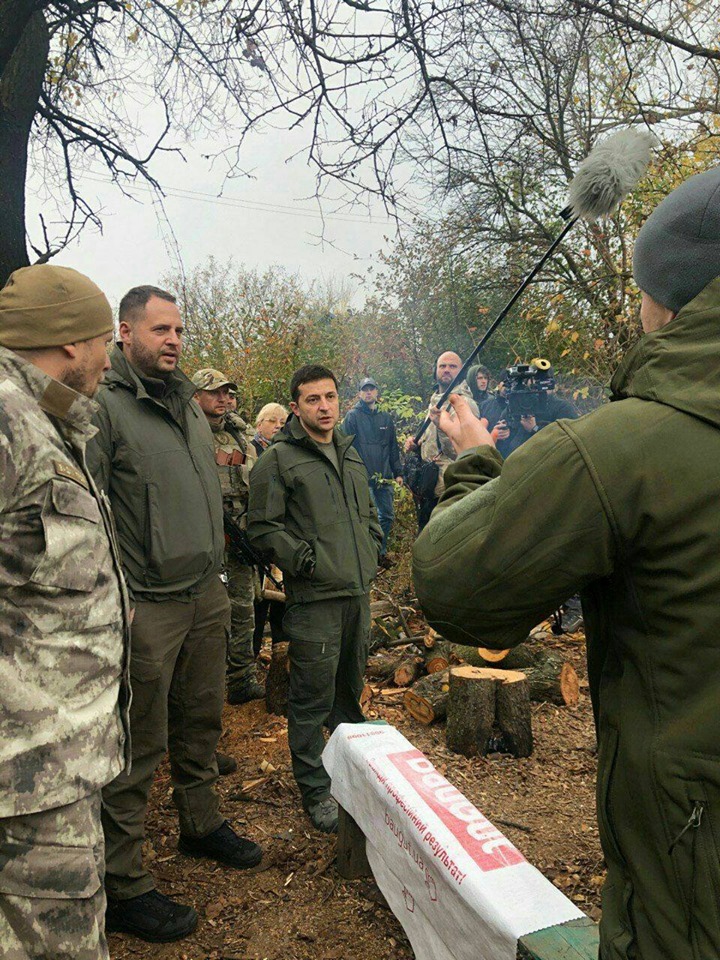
429,395,495,456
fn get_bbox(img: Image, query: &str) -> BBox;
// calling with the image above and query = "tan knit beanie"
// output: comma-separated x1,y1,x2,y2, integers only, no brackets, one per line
0,264,113,349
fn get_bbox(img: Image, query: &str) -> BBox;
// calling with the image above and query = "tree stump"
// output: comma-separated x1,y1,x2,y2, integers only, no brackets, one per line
446,666,533,758
265,641,290,716
495,673,533,757
404,671,450,724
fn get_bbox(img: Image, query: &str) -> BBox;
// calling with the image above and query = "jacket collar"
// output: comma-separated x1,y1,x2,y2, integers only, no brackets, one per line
611,276,720,428
106,344,197,404
0,346,98,440
283,413,355,453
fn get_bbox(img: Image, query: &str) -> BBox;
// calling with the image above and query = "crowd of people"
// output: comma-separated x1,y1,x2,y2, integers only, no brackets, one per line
2,166,720,960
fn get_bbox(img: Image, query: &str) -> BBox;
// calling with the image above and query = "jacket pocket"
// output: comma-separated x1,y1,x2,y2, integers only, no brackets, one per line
31,480,101,592
668,782,720,959
0,836,101,900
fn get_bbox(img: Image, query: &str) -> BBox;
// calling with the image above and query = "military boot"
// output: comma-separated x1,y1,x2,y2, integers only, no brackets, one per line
227,679,265,705
105,889,198,943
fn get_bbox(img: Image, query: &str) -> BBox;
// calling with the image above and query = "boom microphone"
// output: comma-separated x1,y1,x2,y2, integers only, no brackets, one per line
413,129,656,445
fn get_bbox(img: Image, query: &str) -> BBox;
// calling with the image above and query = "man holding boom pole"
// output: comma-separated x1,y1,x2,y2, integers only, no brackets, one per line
413,168,720,960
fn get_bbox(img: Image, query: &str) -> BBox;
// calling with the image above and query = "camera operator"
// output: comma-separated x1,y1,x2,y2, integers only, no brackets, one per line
480,361,577,458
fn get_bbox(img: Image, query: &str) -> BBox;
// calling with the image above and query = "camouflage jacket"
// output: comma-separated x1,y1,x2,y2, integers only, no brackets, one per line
419,381,479,497
211,412,256,526
0,348,131,817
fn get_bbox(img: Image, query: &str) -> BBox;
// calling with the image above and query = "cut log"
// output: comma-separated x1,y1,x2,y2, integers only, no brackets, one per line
265,641,290,717
370,599,396,618
495,673,533,758
449,644,579,707
261,588,286,603
366,650,407,682
523,660,579,708
424,640,450,675
404,671,450,724
477,646,511,662
424,626,443,649
394,655,424,687
446,666,533,758
449,642,544,671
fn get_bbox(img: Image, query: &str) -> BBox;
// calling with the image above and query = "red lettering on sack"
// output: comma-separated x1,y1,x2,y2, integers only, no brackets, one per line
386,749,525,872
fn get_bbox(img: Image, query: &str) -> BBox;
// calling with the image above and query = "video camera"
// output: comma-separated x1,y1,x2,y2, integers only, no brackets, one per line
501,358,555,425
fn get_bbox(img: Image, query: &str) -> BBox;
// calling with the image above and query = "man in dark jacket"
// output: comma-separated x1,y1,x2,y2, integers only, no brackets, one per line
413,167,720,960
248,364,383,833
87,286,262,943
342,377,403,560
480,365,578,458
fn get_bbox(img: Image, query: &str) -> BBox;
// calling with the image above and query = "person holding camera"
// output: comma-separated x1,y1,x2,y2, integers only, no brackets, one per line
480,362,577,457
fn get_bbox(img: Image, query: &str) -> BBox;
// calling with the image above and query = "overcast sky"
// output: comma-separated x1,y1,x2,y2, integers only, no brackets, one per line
27,123,400,310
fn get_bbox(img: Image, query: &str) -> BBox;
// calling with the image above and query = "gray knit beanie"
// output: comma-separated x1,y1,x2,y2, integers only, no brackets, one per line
633,166,720,313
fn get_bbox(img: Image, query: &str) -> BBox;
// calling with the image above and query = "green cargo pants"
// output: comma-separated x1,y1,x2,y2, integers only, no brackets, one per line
0,793,107,960
225,555,259,698
102,576,230,900
283,595,371,808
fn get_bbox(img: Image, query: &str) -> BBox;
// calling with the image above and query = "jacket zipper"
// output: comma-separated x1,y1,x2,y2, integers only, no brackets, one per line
323,444,365,586
669,800,704,943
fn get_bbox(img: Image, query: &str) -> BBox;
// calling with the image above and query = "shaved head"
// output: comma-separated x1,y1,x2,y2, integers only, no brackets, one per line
436,351,462,385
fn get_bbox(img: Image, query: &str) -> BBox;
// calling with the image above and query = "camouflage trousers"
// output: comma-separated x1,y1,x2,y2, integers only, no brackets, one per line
0,792,107,960
226,556,259,698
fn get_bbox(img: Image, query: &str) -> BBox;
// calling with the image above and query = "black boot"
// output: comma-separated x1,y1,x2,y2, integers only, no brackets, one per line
216,752,237,776
179,820,263,869
105,889,198,943
227,680,265,705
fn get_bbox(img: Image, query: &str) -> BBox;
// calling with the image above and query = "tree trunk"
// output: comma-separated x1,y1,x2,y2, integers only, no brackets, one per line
0,6,48,283
404,671,450,724
265,641,290,716
446,666,498,756
446,666,533,758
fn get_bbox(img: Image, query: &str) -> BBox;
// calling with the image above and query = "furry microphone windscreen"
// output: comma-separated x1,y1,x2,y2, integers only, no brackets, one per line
566,129,656,222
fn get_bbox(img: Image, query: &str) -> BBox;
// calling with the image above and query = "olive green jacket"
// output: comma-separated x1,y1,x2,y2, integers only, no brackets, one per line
247,417,383,603
87,348,225,601
413,278,720,960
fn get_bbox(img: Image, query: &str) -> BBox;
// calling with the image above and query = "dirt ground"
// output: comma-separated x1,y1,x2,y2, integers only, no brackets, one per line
108,619,603,960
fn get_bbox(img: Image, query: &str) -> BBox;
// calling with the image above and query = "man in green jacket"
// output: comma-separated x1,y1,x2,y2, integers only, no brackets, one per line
413,167,720,960
248,364,383,833
87,286,262,944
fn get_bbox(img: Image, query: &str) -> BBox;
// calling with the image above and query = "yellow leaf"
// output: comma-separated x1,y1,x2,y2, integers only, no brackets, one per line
570,331,579,343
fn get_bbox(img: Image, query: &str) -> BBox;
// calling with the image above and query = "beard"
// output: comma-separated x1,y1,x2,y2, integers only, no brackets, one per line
127,339,175,380
61,359,100,399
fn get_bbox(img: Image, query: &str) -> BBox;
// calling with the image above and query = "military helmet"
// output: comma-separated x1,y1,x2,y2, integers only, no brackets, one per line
191,368,238,391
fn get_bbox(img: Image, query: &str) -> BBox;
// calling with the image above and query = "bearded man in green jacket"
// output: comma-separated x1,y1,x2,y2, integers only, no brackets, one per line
248,364,383,833
413,168,720,960
87,286,262,944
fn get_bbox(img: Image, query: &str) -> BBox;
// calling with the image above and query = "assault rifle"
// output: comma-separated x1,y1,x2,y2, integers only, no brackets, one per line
223,508,282,589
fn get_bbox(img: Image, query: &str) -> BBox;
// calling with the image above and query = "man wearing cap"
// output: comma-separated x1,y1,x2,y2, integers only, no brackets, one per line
87,286,262,944
0,265,131,959
413,167,720,960
192,368,263,704
342,377,403,563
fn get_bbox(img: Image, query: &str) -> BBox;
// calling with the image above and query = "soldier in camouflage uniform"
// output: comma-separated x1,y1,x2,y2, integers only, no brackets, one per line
192,368,264,703
0,265,131,960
